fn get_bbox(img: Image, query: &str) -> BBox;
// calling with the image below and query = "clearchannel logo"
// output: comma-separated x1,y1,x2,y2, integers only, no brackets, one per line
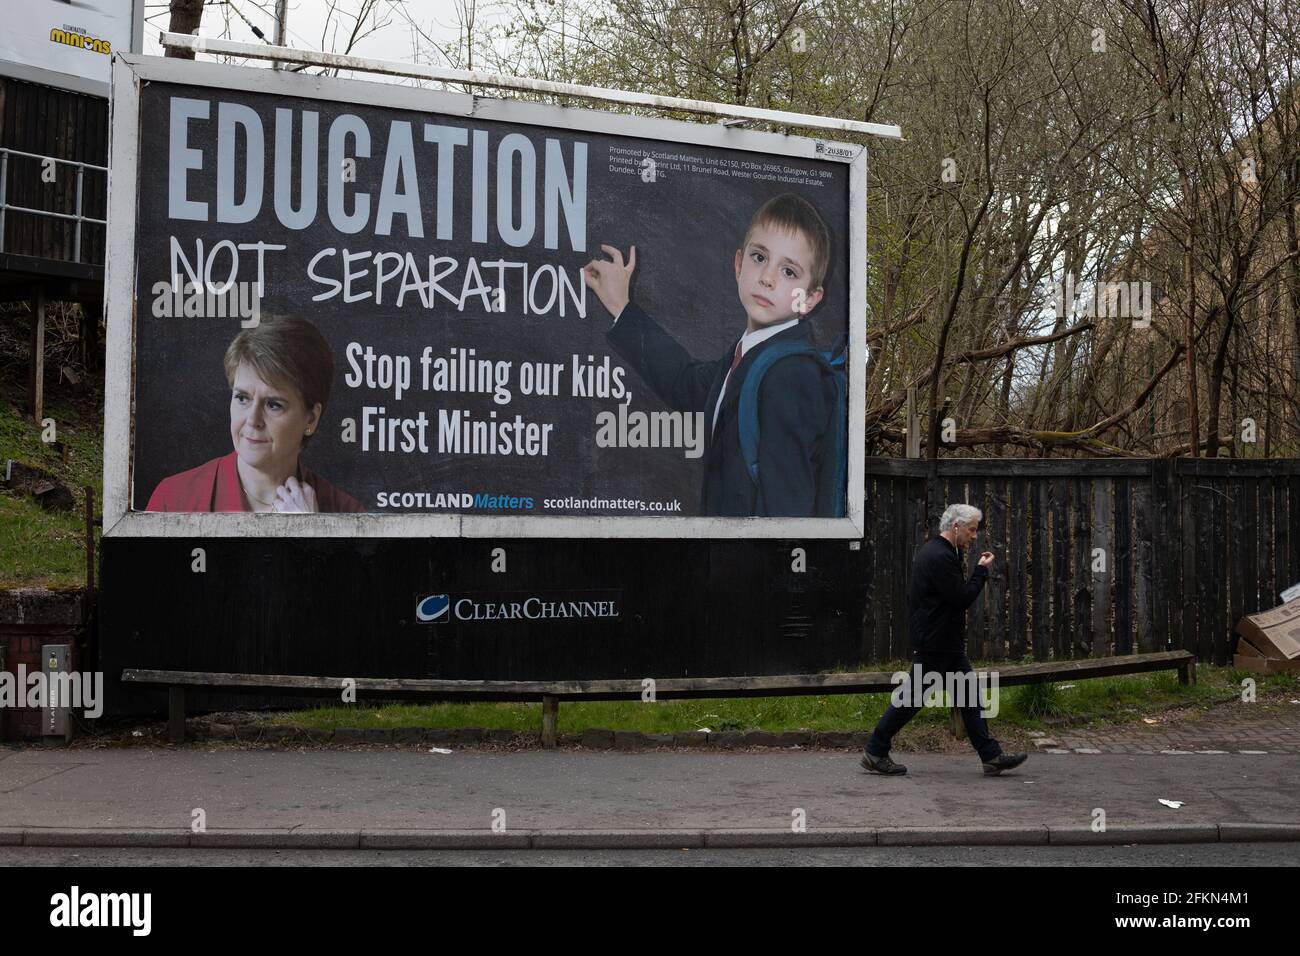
416,594,451,623
414,590,622,624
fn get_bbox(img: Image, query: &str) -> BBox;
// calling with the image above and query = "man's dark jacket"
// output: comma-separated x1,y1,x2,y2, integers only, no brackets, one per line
908,535,988,653
606,301,830,517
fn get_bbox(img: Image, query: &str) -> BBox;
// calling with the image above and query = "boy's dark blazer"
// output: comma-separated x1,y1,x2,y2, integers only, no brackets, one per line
607,300,829,517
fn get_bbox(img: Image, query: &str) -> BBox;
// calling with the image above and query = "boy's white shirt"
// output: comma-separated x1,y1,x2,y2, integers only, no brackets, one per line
610,304,799,435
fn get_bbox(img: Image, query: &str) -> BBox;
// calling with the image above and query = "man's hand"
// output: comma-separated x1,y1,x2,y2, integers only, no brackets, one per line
273,476,319,513
978,551,995,568
583,244,636,318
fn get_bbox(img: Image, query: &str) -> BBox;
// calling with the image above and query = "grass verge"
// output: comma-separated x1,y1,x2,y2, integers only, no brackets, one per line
275,664,1299,735
0,378,102,589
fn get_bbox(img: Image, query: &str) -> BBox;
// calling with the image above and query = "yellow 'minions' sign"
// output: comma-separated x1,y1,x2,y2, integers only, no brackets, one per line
50,29,111,55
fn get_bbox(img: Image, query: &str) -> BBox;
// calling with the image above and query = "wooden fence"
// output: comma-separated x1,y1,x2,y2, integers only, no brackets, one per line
861,458,1300,665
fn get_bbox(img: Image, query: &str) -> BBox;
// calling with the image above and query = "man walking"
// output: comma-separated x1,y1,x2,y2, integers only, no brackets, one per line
862,503,1028,776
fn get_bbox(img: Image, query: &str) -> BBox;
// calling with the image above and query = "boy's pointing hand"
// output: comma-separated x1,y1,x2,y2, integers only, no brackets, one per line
583,244,637,319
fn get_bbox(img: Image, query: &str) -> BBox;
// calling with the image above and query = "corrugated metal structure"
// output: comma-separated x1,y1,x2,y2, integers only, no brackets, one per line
0,75,107,424
0,76,106,288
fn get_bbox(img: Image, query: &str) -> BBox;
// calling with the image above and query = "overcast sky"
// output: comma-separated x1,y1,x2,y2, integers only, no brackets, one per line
142,0,479,74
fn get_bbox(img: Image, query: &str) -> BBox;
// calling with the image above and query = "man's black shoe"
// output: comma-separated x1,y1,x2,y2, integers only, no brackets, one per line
982,752,1028,775
861,753,907,775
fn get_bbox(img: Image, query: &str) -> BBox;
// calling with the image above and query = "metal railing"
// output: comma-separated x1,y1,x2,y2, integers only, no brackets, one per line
0,147,108,264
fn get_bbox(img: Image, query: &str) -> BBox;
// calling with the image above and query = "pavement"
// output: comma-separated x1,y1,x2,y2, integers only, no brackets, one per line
4,697,1299,851
2,746,1298,850
1044,708,1300,754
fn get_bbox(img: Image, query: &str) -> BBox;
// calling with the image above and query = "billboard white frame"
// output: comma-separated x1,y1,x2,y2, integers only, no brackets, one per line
102,53,869,539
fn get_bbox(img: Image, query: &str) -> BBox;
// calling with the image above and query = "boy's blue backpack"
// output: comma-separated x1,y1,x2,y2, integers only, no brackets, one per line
737,335,848,518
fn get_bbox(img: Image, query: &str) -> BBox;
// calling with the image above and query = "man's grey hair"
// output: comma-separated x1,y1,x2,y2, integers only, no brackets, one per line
939,503,983,533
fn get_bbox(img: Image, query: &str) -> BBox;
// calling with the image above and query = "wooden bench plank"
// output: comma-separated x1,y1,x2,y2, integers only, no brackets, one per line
125,651,1195,744
123,651,1194,700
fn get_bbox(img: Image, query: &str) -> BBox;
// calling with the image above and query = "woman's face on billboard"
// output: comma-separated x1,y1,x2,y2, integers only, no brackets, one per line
229,360,321,475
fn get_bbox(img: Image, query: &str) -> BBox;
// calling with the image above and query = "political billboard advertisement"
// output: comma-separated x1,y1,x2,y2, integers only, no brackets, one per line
0,0,142,95
102,55,867,538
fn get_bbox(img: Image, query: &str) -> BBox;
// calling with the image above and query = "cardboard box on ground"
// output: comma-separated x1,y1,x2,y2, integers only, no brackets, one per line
1235,591,1300,674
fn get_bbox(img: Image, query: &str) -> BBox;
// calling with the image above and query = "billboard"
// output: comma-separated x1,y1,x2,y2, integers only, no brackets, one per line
0,0,142,95
103,55,867,538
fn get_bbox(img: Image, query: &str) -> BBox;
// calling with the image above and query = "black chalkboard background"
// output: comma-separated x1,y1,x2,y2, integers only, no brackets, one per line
131,82,851,516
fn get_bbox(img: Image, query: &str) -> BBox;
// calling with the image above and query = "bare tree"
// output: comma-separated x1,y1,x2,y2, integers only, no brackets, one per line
165,0,205,58
165,0,1300,458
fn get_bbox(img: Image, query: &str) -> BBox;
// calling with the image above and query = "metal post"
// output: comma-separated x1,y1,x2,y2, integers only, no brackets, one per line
0,150,8,253
29,286,46,424
74,164,85,263
273,0,288,70
42,644,73,744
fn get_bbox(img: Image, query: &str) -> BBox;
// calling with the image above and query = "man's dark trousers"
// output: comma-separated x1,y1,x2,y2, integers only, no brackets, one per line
866,650,1003,762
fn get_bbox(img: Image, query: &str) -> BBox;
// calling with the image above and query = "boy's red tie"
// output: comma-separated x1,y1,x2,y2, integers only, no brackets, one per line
712,339,747,437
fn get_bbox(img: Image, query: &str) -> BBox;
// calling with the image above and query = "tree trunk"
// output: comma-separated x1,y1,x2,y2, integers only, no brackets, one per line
166,0,206,58
1180,176,1201,457
1205,303,1233,458
1284,190,1300,440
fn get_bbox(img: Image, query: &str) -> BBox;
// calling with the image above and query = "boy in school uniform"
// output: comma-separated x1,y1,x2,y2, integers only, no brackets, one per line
583,192,839,517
